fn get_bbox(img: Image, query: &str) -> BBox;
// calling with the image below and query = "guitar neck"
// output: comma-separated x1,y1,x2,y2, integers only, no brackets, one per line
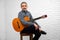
31,17,42,21
30,15,47,22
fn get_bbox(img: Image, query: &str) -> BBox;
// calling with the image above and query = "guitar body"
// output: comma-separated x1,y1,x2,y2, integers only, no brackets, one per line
12,16,30,32
12,15,47,32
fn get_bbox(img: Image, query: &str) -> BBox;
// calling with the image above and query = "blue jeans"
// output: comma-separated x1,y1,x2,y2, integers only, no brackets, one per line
21,25,41,40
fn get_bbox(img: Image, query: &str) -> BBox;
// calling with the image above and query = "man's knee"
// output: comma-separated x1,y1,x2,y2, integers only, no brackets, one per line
29,25,35,29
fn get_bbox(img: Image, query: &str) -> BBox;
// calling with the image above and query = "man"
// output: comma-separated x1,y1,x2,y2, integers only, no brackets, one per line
18,2,47,40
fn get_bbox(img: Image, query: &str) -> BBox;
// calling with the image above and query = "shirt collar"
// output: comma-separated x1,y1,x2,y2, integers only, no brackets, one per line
22,10,28,14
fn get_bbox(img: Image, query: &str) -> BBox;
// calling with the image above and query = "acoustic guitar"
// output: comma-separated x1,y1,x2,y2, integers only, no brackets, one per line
12,15,47,32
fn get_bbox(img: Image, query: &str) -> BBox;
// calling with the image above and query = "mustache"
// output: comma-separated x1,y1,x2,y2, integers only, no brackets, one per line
23,8,26,9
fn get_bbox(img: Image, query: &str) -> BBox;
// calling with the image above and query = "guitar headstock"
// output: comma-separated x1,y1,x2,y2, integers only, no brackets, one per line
44,15,47,17
41,15,47,19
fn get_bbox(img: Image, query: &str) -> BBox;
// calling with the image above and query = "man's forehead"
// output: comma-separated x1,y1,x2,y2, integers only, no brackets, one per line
22,3,27,5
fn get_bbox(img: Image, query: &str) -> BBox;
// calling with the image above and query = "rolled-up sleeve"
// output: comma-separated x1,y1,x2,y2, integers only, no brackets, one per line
18,12,34,26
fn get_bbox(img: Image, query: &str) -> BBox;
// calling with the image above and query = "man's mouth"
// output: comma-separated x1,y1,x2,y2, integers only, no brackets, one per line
23,8,26,9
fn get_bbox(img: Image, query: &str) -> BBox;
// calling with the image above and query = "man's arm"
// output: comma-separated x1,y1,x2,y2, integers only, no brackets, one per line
18,12,34,26
29,12,41,28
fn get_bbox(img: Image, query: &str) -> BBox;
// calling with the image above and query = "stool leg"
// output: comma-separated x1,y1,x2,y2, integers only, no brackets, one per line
20,34,23,40
30,34,33,40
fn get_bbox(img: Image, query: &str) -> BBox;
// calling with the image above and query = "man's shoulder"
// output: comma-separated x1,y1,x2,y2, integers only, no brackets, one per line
27,10,30,13
19,11,22,13
27,11,32,15
18,11,22,15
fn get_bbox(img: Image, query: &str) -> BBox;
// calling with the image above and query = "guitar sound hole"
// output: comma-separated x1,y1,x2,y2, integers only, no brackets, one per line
17,22,20,28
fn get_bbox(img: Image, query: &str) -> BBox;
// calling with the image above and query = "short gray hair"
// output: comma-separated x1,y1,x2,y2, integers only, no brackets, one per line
21,2,27,6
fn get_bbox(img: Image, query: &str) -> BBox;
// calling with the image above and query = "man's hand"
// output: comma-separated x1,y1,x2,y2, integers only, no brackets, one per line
34,23,39,30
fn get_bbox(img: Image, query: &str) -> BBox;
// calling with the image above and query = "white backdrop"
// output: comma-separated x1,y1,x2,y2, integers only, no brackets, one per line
0,0,60,40
0,0,5,40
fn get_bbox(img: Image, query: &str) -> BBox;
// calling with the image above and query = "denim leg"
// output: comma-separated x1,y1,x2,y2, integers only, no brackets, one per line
21,25,35,33
21,25,41,40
